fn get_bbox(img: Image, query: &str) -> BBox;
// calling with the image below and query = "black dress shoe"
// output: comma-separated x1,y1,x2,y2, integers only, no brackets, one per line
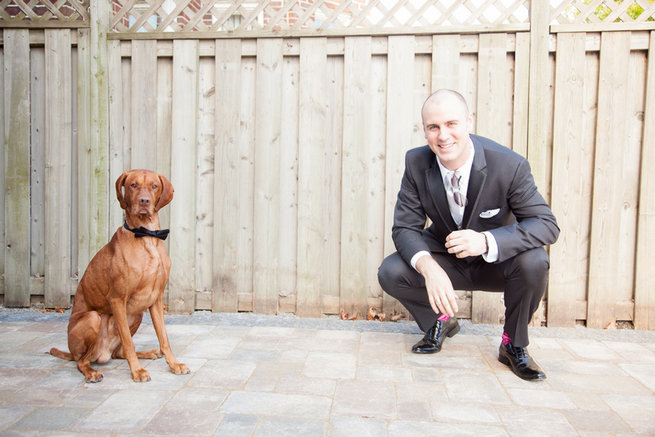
498,342,546,381
412,317,460,354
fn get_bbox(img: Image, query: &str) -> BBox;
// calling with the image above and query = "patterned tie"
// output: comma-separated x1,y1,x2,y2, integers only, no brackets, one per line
450,170,467,207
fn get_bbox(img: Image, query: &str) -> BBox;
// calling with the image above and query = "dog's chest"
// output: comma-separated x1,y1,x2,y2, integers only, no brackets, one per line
126,240,170,309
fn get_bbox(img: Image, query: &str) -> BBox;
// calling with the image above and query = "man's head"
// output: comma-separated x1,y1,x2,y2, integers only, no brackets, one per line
421,89,473,171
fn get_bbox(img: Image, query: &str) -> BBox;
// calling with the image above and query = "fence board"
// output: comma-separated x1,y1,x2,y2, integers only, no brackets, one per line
548,32,587,327
213,39,241,313
341,36,373,318
587,32,632,329
297,37,327,317
635,31,655,330
130,40,157,169
253,38,283,314
472,33,508,325
108,39,125,233
169,39,199,314
44,29,72,308
77,28,92,275
3,29,31,307
236,56,256,312
432,34,460,91
196,57,215,305
156,57,173,231
30,47,45,277
321,55,344,315
367,53,387,312
0,45,4,294
278,55,299,314
512,32,530,157
382,35,416,317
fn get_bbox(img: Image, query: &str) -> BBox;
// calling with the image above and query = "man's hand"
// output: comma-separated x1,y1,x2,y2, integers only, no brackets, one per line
415,255,459,317
445,230,487,258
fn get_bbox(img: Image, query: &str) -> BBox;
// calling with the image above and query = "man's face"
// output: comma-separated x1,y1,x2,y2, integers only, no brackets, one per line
422,97,473,171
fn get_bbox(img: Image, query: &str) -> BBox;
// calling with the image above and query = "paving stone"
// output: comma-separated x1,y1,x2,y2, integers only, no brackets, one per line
186,360,256,389
618,363,655,391
12,407,89,431
388,420,508,436
165,387,229,411
395,382,447,402
142,406,223,435
506,388,577,409
356,365,412,383
559,339,622,361
221,391,331,420
602,340,655,363
548,372,652,395
182,336,241,359
303,352,356,379
328,416,387,436
275,376,337,397
602,394,655,435
0,406,32,431
562,409,631,434
254,417,327,437
494,406,577,437
396,400,432,420
442,372,511,405
229,349,281,362
74,390,172,433
431,401,501,424
565,392,611,412
214,414,258,437
332,380,395,419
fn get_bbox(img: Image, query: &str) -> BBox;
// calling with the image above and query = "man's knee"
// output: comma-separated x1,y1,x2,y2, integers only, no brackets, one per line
378,252,416,294
511,247,550,280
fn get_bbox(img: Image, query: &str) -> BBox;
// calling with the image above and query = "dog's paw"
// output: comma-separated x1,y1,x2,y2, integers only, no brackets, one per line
132,368,151,382
85,371,104,383
171,362,190,375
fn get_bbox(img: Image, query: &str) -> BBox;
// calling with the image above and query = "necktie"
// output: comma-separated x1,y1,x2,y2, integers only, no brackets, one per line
450,170,467,207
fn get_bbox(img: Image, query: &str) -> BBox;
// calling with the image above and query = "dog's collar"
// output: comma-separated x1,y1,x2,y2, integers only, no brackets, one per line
123,222,170,240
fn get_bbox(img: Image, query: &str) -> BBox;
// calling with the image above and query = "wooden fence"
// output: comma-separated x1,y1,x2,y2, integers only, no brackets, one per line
1,0,655,330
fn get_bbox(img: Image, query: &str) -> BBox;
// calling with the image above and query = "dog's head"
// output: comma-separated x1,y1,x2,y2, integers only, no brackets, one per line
115,170,174,217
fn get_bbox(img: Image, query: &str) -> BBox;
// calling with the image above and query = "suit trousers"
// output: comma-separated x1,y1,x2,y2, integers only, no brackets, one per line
377,247,549,347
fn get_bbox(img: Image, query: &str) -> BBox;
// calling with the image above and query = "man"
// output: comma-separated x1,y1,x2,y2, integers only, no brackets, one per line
378,89,559,381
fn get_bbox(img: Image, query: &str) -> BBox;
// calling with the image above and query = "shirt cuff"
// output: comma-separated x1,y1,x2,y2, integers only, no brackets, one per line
410,250,432,270
481,231,499,263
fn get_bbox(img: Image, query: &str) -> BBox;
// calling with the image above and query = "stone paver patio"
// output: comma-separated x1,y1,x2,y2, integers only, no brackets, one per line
1,307,654,436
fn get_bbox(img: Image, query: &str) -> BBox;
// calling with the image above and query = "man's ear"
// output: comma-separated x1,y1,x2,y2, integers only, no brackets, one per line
115,172,129,210
154,174,174,211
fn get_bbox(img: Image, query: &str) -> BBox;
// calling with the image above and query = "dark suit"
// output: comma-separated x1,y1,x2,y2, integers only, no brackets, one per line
378,134,559,347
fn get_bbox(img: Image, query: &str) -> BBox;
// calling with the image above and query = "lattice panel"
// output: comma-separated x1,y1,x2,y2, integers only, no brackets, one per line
109,0,530,33
0,0,89,23
551,0,655,24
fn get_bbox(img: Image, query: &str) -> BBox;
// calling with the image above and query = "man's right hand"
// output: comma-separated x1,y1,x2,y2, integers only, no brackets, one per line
415,254,459,317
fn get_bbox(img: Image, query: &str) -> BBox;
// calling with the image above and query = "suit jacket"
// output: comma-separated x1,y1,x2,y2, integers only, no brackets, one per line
392,134,559,264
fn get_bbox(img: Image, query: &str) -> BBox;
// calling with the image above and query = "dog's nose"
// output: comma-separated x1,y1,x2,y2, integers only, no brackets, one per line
139,197,151,207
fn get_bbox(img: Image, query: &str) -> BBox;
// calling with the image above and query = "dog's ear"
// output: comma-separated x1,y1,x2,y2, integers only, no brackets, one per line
154,174,174,211
115,172,129,210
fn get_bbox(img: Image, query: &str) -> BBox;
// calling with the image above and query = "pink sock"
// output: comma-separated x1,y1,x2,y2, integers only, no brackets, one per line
437,313,450,322
502,332,511,345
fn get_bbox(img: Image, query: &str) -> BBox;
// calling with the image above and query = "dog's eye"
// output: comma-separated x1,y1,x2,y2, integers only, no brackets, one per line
130,183,137,188
151,184,158,190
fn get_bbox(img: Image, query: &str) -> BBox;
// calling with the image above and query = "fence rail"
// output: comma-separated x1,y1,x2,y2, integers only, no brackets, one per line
2,0,655,330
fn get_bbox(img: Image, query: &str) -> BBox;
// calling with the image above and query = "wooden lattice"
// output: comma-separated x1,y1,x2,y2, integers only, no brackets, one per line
550,0,655,24
0,0,89,24
109,0,531,33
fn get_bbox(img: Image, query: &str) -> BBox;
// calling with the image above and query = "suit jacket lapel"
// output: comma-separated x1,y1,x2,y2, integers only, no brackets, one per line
426,162,458,231
461,139,488,227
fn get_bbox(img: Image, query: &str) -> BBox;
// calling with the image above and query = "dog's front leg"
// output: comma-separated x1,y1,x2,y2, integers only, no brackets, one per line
149,297,190,375
109,298,151,382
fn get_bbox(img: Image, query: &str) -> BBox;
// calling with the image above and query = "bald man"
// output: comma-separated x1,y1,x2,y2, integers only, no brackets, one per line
378,89,559,381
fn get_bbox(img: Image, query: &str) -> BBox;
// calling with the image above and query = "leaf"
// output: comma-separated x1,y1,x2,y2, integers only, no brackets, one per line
367,307,386,321
340,309,349,320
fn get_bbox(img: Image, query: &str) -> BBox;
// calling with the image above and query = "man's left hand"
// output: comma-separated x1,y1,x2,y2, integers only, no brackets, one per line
445,230,487,258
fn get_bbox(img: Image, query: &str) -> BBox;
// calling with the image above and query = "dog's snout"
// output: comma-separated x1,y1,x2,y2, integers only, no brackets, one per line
139,196,151,207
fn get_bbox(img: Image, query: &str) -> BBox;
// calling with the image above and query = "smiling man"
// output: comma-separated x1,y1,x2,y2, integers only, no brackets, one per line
378,89,559,381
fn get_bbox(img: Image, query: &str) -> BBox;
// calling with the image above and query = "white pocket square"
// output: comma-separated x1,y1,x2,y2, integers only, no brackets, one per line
479,208,500,218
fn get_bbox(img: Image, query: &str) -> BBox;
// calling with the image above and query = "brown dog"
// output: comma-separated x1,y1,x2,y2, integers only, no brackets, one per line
50,170,189,382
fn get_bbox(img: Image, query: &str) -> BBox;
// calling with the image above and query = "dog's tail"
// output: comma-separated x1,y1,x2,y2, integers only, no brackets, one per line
49,347,74,361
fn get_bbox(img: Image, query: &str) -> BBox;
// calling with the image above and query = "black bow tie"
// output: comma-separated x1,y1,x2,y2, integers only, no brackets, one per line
123,222,170,240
